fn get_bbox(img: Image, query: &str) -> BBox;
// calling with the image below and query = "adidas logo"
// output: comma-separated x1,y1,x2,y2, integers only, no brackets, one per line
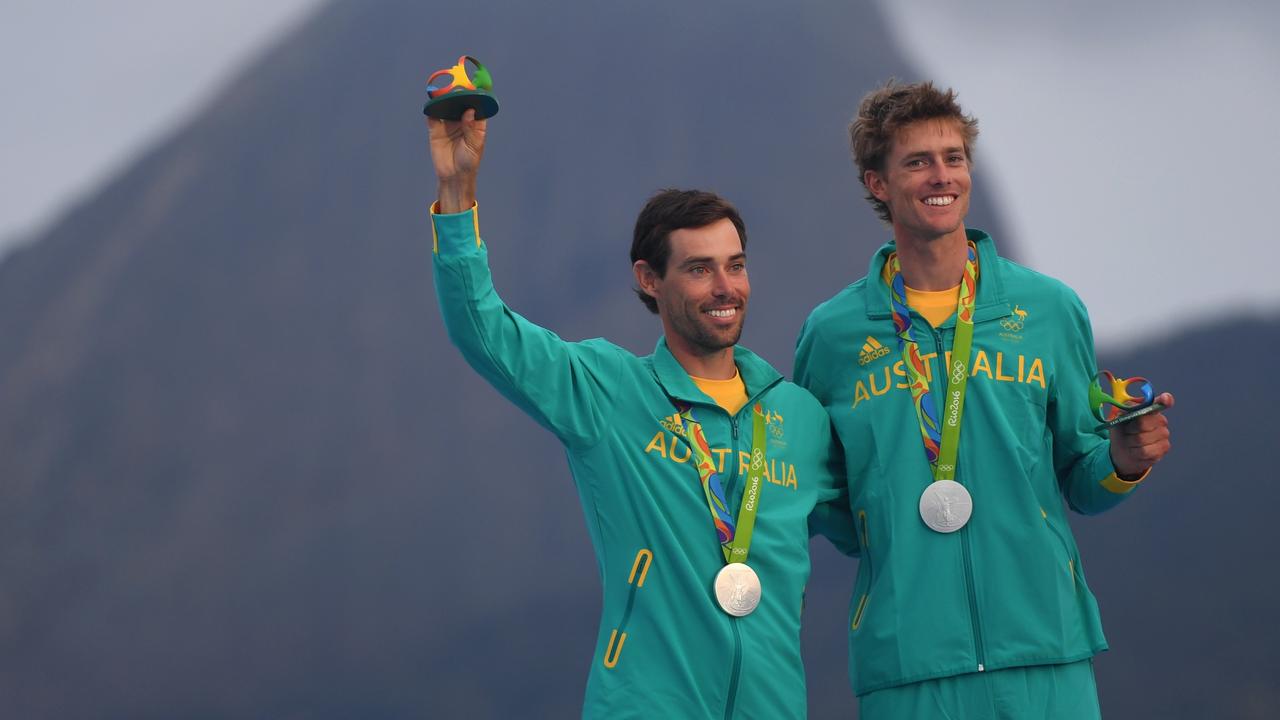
659,412,686,435
858,336,891,366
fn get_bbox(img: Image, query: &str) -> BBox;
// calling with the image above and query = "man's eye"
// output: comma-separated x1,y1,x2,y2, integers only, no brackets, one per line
690,266,708,275
730,263,746,272
907,158,926,168
947,155,966,164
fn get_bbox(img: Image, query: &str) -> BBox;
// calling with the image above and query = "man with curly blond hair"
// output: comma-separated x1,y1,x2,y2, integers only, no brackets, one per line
795,81,1175,718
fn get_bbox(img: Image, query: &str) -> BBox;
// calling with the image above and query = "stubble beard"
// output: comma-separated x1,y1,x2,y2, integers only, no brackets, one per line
669,301,746,357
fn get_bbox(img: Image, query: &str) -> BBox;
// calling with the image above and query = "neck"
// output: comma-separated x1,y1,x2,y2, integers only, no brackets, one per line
666,337,737,380
892,225,969,291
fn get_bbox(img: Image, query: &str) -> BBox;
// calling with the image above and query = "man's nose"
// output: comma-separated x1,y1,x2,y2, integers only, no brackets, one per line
710,269,734,296
929,156,954,185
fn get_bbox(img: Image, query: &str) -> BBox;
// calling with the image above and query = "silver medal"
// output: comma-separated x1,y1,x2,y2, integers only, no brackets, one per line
918,479,973,533
714,563,762,617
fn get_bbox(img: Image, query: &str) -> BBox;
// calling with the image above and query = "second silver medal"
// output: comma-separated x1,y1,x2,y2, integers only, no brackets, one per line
714,563,761,617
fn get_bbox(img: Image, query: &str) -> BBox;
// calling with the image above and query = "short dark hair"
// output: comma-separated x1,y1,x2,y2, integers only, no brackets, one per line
850,80,979,223
630,189,747,314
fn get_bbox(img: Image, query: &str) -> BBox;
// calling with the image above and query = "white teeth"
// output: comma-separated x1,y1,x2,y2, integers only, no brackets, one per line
924,196,956,206
707,309,736,318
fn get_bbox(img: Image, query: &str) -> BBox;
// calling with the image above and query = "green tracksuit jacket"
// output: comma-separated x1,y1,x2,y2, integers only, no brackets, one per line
794,229,1145,697
432,206,845,719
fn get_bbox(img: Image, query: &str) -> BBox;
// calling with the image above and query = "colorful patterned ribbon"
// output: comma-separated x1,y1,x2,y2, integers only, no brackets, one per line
888,243,978,482
675,403,767,564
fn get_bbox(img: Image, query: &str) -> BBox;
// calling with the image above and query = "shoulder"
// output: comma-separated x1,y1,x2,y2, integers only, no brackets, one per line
994,256,1090,318
991,257,1095,360
762,380,828,419
800,277,872,342
574,337,649,373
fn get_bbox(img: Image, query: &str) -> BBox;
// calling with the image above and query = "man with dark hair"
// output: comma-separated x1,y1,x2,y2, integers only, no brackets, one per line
794,80,1174,718
429,109,848,718
630,189,748,314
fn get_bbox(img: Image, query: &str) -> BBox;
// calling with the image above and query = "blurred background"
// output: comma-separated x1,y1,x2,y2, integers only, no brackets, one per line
1,0,1276,717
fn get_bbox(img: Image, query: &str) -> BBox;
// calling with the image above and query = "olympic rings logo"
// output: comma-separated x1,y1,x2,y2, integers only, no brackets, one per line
951,360,966,385
751,448,764,470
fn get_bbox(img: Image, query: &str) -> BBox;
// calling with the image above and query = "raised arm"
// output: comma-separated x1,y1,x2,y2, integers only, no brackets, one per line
427,111,620,450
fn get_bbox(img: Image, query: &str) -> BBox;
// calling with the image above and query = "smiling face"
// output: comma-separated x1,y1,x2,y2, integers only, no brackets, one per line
635,217,749,363
864,118,972,245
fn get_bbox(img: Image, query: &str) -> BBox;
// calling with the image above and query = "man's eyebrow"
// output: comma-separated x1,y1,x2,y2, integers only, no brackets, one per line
901,147,966,161
677,252,747,268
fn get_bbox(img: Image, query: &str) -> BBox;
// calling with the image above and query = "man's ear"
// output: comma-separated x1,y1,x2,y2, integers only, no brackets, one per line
633,260,660,300
864,169,888,202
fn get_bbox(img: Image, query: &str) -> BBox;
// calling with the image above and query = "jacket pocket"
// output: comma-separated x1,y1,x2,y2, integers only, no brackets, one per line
851,592,871,631
1040,508,1077,588
603,547,653,669
851,510,872,631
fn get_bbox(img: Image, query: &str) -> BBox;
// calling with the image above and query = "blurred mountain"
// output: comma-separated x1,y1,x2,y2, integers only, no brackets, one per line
12,0,1268,718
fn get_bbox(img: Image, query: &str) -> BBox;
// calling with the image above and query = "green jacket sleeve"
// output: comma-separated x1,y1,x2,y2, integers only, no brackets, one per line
807,423,859,557
431,206,619,450
796,316,860,557
1048,290,1143,514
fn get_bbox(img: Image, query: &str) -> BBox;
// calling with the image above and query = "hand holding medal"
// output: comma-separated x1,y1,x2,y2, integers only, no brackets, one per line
1088,371,1165,429
424,55,496,213
1089,370,1175,477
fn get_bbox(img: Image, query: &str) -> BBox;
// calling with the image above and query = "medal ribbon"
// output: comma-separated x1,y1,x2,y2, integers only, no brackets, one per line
888,243,978,482
675,403,766,564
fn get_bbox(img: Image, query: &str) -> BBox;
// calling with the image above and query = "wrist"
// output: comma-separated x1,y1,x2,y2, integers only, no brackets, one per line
437,177,477,214
1110,452,1151,482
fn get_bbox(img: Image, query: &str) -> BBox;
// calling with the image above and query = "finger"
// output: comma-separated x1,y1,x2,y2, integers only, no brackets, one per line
461,108,477,123
1120,411,1168,435
1117,425,1170,452
427,115,455,138
1121,420,1172,448
1155,392,1175,409
1129,438,1171,465
1123,429,1170,452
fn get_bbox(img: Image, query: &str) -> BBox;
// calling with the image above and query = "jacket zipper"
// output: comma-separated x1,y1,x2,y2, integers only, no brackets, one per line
959,527,986,671
723,413,743,718
723,618,743,720
932,325,986,672
718,381,780,718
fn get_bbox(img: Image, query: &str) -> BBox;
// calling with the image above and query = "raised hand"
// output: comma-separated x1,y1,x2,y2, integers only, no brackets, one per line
1109,391,1175,478
427,108,487,212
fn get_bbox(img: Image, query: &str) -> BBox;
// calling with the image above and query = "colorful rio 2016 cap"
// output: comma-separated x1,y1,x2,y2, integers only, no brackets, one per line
423,55,499,120
1088,370,1159,426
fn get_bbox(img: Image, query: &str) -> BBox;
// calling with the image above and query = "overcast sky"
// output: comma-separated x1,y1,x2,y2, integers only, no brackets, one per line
2,0,1277,349
0,0,319,245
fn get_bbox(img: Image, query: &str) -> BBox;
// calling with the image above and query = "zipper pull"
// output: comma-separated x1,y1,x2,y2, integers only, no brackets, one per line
731,418,739,440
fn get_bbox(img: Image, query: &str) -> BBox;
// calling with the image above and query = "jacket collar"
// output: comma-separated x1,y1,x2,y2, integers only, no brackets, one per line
863,228,1009,325
651,337,783,406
